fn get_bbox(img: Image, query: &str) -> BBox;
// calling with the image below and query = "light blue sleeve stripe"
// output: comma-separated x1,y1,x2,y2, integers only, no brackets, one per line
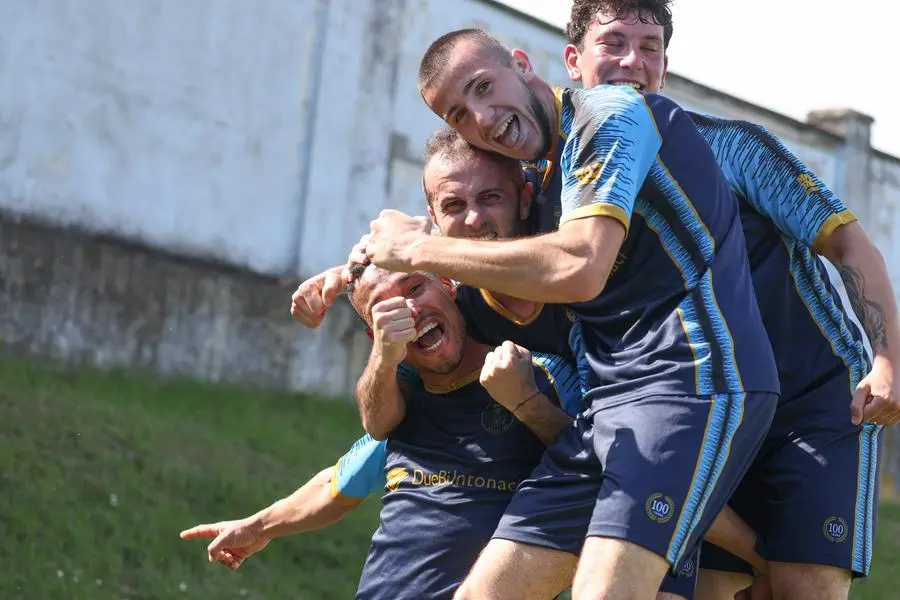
333,434,387,499
698,117,848,247
560,86,662,224
531,351,584,416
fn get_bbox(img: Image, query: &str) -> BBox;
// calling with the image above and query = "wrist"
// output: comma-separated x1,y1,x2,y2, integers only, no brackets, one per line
249,509,274,540
372,344,405,370
511,388,544,418
409,234,435,271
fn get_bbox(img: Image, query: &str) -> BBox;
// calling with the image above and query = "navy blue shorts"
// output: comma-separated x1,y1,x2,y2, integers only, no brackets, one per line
492,392,777,584
700,376,883,577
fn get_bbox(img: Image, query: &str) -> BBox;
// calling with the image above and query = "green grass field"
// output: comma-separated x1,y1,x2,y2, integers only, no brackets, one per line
1,355,897,599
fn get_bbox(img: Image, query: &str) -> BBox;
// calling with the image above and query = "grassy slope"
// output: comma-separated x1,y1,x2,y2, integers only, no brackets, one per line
1,355,897,599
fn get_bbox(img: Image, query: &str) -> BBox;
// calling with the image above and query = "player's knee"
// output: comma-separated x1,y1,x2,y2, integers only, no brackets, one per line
695,569,752,600
769,563,851,600
452,577,479,600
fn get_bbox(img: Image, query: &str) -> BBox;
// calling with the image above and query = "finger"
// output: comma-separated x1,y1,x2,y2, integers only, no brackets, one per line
405,299,419,319
303,288,327,316
385,327,418,344
291,300,324,329
179,524,220,540
348,250,370,266
322,272,347,307
850,381,871,425
481,351,496,376
378,317,416,334
207,531,233,563
862,396,891,424
372,297,412,314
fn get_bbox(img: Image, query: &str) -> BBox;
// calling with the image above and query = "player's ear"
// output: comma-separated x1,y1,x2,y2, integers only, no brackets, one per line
564,44,583,82
439,276,457,298
511,49,534,81
520,181,534,220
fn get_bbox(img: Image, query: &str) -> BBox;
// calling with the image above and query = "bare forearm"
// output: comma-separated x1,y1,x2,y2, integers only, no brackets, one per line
831,235,900,357
356,352,406,439
513,394,574,446
411,221,618,303
705,506,767,575
255,468,361,539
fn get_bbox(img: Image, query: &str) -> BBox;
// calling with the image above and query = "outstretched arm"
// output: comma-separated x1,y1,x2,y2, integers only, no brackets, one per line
179,467,362,569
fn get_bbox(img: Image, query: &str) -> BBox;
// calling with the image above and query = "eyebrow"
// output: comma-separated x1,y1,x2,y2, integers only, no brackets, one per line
600,30,663,44
445,72,484,121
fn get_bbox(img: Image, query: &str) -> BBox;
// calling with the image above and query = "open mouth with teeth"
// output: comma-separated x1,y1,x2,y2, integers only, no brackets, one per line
607,81,644,91
467,232,498,241
412,320,446,353
494,114,519,147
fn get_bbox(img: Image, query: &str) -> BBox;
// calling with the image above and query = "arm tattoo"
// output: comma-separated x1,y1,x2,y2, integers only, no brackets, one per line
839,264,888,351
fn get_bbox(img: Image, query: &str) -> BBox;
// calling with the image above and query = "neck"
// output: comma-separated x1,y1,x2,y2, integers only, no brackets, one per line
531,80,560,162
418,336,492,391
488,291,539,320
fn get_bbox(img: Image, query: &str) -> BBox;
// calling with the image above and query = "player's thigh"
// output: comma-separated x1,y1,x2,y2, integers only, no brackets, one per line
584,393,775,574
694,568,751,600
454,539,576,600
573,536,669,600
768,561,851,600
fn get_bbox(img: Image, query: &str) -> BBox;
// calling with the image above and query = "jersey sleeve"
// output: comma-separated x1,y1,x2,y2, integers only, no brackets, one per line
698,117,856,252
331,434,388,499
559,86,662,232
530,352,584,416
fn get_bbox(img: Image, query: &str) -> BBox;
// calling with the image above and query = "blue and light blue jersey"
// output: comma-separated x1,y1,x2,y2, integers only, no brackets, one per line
332,352,582,500
690,113,871,400
346,352,580,599
526,85,779,408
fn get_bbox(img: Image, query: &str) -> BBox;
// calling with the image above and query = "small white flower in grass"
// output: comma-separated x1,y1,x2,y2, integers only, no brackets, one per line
179,582,187,592
56,570,64,579
96,579,103,587
239,589,248,597
109,494,118,507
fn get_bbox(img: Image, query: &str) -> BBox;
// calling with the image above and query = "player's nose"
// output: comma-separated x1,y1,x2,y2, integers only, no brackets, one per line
465,208,485,229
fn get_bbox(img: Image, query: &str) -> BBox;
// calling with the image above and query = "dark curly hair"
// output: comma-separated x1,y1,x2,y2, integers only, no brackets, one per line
566,0,674,50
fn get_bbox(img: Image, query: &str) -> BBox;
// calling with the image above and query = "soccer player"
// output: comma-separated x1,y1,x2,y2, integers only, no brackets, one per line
184,262,583,598
354,27,781,600
560,2,900,599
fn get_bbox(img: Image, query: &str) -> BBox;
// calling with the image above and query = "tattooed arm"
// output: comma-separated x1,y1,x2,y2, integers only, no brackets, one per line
821,221,900,425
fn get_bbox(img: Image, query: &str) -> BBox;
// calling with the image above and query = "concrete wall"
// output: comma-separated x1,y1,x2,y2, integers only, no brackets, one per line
0,212,372,396
0,0,318,276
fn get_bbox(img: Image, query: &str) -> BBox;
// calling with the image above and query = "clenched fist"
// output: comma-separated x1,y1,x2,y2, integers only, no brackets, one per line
364,210,432,272
290,265,348,329
371,297,419,366
480,341,539,411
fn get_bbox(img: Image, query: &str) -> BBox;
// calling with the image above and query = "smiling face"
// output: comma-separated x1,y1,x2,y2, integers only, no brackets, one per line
425,149,531,241
565,7,669,92
351,266,467,375
421,39,555,161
